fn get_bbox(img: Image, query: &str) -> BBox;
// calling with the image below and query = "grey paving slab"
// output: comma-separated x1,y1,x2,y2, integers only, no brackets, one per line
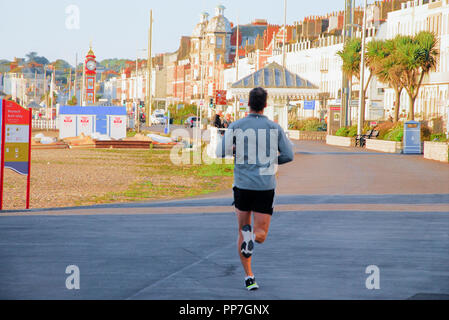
0,210,448,300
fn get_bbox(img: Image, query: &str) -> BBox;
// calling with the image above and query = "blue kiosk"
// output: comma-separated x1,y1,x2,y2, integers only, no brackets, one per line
403,121,422,154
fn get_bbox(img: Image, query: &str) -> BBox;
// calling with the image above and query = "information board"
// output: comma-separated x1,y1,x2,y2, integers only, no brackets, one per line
304,100,316,110
1,99,32,210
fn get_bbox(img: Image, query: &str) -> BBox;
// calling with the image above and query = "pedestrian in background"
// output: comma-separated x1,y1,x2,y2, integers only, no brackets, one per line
214,111,224,129
223,113,232,128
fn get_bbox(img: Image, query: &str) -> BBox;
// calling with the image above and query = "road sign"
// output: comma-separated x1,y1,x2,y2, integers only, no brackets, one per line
239,99,248,112
1,99,32,210
215,90,227,106
304,100,316,110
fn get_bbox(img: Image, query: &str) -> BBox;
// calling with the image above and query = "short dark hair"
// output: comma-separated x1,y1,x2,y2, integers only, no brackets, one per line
248,87,268,112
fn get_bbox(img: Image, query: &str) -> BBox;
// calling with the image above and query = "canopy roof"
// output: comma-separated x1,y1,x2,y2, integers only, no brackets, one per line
231,62,318,89
27,101,41,109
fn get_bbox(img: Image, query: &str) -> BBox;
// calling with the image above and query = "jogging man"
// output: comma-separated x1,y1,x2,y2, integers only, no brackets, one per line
217,87,294,290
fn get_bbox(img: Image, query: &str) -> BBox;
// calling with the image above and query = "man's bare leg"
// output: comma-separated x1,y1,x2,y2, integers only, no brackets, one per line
236,209,253,277
253,212,272,244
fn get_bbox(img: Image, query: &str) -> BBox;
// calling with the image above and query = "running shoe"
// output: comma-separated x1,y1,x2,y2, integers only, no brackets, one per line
245,276,259,291
241,224,255,258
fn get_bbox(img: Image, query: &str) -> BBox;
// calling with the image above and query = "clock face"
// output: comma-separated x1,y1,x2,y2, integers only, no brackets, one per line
86,60,96,71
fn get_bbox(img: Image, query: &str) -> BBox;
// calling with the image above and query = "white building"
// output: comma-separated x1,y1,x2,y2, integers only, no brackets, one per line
223,57,256,98
2,72,48,105
268,31,385,121
384,0,449,124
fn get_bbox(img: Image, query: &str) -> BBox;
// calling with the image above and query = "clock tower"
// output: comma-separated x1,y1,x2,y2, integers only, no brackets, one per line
83,45,97,105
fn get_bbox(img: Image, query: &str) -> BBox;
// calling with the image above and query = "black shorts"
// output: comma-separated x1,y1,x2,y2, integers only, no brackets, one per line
233,187,275,215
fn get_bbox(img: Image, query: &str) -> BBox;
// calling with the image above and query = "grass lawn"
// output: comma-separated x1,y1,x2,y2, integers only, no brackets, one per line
3,148,234,210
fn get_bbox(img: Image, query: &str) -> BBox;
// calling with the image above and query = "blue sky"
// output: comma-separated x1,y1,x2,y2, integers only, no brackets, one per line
0,0,366,65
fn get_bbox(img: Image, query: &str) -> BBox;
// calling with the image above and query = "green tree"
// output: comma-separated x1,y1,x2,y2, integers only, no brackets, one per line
395,31,439,120
67,96,78,106
26,52,49,65
366,38,405,122
337,38,373,126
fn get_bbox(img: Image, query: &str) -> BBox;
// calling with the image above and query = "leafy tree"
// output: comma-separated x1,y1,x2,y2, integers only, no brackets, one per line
26,52,38,62
67,96,78,106
51,59,73,70
25,52,49,65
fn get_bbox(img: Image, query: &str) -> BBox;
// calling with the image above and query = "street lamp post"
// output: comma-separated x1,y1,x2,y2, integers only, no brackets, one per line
136,48,147,133
146,10,154,128
357,0,368,136
282,0,287,68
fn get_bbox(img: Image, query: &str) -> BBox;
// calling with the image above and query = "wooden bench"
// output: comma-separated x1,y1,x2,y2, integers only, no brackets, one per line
356,130,379,147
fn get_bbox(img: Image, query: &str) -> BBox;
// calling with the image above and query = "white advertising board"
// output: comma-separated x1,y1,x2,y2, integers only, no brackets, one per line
107,115,127,140
59,115,77,139
77,115,95,137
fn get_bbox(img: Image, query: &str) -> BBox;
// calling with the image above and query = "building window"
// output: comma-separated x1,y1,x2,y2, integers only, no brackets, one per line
208,83,213,96
217,37,223,48
216,54,221,62
210,53,214,62
209,66,213,77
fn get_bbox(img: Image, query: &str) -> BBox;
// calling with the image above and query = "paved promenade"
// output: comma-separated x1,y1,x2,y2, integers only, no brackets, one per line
1,141,448,299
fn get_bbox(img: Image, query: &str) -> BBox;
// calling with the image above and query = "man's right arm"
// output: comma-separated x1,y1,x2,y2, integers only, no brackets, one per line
216,124,234,158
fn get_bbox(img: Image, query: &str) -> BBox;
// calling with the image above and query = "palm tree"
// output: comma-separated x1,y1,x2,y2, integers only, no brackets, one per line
337,38,373,125
366,38,405,122
395,31,439,120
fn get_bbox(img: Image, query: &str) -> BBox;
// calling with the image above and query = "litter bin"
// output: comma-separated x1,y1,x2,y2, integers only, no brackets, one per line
403,121,422,154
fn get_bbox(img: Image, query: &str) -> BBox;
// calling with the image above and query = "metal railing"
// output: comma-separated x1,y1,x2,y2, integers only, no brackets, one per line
32,119,57,130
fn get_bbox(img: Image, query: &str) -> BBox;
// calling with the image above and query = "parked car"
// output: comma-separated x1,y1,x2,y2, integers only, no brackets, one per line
184,116,199,128
151,114,166,125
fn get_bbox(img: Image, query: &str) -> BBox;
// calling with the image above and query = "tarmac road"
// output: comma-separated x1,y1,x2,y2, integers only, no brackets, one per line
0,141,448,300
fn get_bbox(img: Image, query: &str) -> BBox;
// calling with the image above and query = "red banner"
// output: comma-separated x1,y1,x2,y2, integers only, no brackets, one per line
215,90,227,106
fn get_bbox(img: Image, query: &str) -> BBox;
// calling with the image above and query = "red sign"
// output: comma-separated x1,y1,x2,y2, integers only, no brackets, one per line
330,106,341,111
80,117,90,124
64,116,73,123
215,90,227,106
1,99,32,210
5,100,29,125
113,117,122,124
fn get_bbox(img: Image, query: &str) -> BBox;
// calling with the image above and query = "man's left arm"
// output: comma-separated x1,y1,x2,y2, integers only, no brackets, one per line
277,126,294,165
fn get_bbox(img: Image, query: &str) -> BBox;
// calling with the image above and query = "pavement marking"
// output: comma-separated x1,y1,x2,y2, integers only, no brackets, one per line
125,242,235,300
296,151,402,156
1,203,448,217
